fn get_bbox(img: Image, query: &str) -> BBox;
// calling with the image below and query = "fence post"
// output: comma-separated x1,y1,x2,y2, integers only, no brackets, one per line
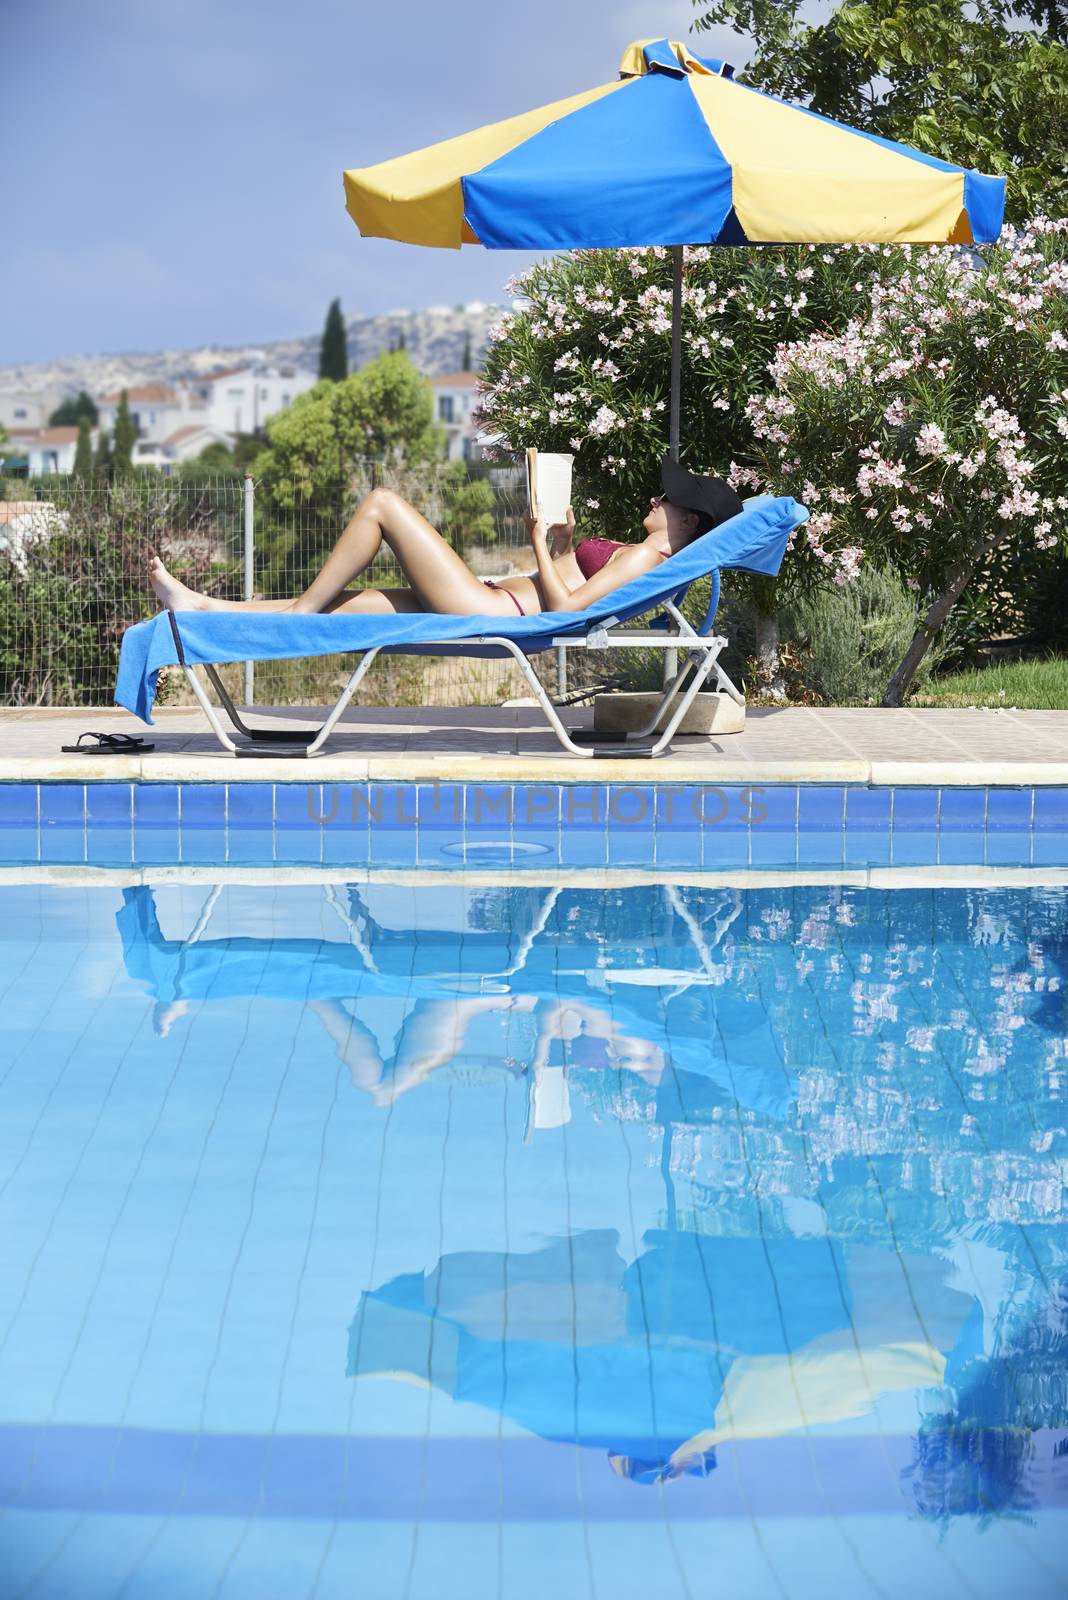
243,474,255,706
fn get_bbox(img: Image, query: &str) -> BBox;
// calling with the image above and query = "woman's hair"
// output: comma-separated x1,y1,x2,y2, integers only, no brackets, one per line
690,508,716,537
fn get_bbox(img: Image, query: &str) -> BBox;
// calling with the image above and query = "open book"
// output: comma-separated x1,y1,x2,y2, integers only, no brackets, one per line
525,448,573,526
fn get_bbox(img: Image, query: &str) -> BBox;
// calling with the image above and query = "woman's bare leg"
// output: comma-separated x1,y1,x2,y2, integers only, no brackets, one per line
293,488,493,615
148,489,503,616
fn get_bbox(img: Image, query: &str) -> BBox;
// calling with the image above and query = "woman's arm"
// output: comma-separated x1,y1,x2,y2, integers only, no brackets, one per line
527,506,660,613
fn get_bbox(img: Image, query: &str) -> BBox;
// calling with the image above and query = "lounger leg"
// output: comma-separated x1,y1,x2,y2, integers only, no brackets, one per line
493,642,596,758
304,649,383,756
647,647,724,755
182,664,241,754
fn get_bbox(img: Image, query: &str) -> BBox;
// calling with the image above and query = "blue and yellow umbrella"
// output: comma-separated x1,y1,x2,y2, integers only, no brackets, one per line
344,38,1004,252
343,37,1006,449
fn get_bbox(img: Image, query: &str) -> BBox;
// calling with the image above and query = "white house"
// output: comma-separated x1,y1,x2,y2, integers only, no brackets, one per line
432,371,491,461
96,364,315,450
96,383,187,443
183,364,315,436
2,425,89,475
0,392,57,432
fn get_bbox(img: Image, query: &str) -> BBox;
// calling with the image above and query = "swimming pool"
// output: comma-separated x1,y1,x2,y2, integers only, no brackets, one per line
0,871,1065,1599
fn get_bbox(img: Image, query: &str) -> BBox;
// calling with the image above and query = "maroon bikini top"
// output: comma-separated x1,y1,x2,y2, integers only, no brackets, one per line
574,538,622,579
574,537,671,579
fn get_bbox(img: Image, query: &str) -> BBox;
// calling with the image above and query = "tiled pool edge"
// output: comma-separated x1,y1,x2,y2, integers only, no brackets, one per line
5,755,1068,785
2,779,1066,871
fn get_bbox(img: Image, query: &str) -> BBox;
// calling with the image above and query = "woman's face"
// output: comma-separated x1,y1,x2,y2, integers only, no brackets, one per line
642,493,697,542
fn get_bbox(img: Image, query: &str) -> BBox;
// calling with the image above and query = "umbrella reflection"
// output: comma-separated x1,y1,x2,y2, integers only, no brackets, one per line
348,1227,970,1484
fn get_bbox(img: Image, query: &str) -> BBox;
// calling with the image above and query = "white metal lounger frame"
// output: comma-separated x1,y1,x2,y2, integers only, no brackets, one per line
165,602,744,760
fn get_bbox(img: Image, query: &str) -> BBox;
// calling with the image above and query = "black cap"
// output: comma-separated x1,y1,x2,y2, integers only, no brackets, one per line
660,455,743,529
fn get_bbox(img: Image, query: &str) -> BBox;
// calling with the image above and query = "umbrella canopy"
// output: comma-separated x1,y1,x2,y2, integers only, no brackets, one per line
344,38,1006,252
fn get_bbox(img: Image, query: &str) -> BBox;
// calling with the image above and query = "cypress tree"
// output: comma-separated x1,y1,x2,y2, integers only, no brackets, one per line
113,390,137,477
319,298,348,381
461,331,472,371
94,427,113,480
73,418,93,479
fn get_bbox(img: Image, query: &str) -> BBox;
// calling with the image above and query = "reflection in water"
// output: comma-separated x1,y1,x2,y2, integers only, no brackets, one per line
116,880,1068,1525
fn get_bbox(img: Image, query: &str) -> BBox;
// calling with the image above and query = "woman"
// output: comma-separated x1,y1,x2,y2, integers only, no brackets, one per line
148,458,742,619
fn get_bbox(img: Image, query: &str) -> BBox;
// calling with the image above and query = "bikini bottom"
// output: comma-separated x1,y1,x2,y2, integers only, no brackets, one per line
483,579,526,616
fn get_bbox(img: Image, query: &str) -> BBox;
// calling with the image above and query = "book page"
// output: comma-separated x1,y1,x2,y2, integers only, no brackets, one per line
525,449,573,525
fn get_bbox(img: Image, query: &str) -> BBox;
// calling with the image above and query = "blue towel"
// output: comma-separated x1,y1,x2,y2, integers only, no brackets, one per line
115,494,806,723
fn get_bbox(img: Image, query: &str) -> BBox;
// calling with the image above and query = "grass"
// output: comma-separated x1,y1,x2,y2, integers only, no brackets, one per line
911,655,1068,710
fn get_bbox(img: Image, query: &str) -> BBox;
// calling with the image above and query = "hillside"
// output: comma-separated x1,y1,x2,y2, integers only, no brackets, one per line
0,302,505,401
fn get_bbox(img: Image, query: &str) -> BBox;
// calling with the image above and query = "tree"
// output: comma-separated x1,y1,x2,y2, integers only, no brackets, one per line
72,419,93,479
253,351,444,508
93,427,113,480
173,441,240,481
112,390,137,478
436,460,496,557
461,331,473,371
319,298,348,382
49,390,99,428
691,0,1068,223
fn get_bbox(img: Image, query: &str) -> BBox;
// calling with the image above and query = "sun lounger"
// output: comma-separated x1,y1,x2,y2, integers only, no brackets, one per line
114,493,806,758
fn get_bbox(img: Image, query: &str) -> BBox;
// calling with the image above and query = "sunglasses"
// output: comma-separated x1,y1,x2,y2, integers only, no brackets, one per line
651,493,671,507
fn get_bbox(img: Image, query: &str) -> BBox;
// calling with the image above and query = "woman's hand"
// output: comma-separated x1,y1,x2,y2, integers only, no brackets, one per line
548,506,576,559
525,502,549,549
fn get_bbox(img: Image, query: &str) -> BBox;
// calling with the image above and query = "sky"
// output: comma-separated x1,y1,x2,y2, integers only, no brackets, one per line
4,0,774,366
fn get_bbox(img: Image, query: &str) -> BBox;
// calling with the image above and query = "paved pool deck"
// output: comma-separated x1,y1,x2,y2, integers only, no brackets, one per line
1,702,1066,785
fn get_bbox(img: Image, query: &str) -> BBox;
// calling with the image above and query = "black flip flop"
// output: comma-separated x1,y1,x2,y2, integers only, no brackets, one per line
61,731,155,754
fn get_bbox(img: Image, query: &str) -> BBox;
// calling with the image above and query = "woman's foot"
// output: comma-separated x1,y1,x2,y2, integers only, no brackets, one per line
148,555,218,612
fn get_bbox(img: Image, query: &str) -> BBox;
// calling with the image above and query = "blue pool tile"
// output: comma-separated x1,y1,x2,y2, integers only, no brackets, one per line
322,823,370,867
750,785,797,833
466,784,514,831
0,785,38,827
561,785,605,830
40,786,85,864
181,828,230,865
418,784,464,828
796,829,844,868
226,785,273,826
86,784,133,864
225,786,274,864
134,785,178,827
701,825,749,869
605,785,655,829
1033,833,1068,867
845,830,891,867
369,820,418,866
511,786,560,861
133,784,179,863
608,826,656,867
275,783,315,828
938,830,985,866
986,788,1032,831
845,787,892,832
656,786,706,831
654,828,700,870
40,783,85,828
0,827,39,864
891,788,938,831
561,827,607,867
891,831,939,867
749,825,797,868
798,787,846,832
1034,788,1068,832
181,784,227,828
985,831,1032,867
85,784,133,827
374,785,420,828
939,788,986,832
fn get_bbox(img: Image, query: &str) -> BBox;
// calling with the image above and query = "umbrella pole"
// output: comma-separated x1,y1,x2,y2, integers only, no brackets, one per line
669,245,683,462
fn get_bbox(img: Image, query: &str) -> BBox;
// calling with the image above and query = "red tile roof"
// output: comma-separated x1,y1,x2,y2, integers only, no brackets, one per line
98,383,177,405
198,365,249,384
432,371,481,386
7,425,81,444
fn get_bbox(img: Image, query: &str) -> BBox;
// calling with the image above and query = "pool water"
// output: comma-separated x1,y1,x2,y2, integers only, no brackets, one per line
0,879,1066,1599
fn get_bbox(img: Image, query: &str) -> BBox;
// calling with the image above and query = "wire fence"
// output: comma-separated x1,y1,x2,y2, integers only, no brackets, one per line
0,464,570,709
